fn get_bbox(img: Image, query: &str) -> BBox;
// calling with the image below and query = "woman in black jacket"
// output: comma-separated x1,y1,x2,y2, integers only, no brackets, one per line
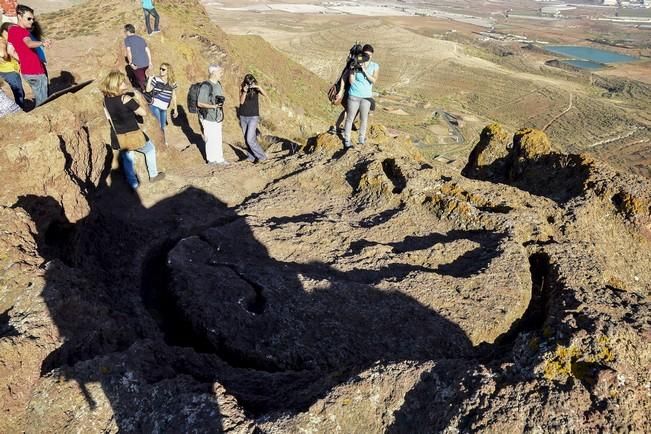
100,70,164,189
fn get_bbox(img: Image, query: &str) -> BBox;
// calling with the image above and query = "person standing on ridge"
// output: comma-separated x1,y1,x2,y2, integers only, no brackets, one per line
100,70,165,190
343,44,379,149
0,22,24,108
0,0,18,24
139,0,160,35
145,62,177,145
123,23,152,92
197,64,227,165
238,73,268,163
7,4,50,107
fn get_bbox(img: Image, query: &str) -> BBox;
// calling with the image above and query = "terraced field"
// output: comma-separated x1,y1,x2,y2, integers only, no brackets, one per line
205,4,649,167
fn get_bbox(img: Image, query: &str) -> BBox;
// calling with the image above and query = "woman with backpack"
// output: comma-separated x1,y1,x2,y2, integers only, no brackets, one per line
343,44,379,149
238,73,268,162
100,70,165,190
145,62,177,145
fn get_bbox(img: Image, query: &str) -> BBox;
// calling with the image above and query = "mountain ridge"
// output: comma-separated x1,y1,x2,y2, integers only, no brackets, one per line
0,0,649,432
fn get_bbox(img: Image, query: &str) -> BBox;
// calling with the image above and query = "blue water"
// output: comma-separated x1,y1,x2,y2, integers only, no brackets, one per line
561,59,606,70
545,45,638,64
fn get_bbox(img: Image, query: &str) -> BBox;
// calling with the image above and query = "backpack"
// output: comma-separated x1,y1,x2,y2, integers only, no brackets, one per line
187,81,212,114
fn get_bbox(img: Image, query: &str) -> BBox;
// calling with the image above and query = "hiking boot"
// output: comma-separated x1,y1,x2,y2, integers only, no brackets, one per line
150,172,166,183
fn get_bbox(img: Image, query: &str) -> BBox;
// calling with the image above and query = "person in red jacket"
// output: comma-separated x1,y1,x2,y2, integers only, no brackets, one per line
7,4,50,107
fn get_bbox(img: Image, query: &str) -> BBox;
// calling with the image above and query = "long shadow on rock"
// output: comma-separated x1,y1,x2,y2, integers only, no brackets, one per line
165,222,475,415
15,171,229,430
344,230,506,279
464,152,592,205
0,309,18,338
15,154,479,429
172,105,206,158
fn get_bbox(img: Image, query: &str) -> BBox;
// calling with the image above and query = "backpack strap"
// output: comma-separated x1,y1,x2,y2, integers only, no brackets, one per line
102,98,117,135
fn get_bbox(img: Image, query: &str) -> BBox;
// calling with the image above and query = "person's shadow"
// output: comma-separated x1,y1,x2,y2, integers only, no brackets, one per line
12,146,501,430
172,105,206,158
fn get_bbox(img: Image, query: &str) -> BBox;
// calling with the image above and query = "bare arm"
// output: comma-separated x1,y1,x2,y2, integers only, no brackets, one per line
145,76,154,92
6,41,18,61
22,37,50,49
145,47,152,67
171,88,177,110
197,101,220,109
126,46,133,65
239,88,247,105
256,86,268,98
0,39,8,60
361,64,379,84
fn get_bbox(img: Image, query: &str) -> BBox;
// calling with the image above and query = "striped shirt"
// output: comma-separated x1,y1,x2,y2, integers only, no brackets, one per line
150,76,176,110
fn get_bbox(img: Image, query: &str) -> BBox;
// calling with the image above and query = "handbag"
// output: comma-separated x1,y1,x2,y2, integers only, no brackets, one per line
142,90,154,104
103,101,145,151
327,82,343,105
116,130,146,151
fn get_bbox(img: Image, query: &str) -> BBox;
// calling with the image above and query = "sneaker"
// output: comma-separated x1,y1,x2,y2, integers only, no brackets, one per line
344,141,353,149
327,126,336,135
358,139,366,145
150,172,166,183
152,30,161,34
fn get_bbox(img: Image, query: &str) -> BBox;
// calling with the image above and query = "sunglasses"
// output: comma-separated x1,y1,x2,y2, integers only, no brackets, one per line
25,17,35,22
160,68,167,71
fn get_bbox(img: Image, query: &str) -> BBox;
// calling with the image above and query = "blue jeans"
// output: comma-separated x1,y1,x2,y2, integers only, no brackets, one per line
0,71,25,108
22,73,48,107
239,116,267,161
120,140,159,189
143,8,160,34
150,105,167,130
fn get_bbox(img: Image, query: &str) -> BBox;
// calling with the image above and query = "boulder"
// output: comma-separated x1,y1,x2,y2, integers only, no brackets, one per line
462,123,510,180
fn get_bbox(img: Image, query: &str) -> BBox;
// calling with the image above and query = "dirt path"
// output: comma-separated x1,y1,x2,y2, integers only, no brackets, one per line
543,92,573,132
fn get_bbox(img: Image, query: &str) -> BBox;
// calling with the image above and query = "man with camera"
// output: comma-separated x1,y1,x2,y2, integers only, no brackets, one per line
197,64,227,165
343,44,378,149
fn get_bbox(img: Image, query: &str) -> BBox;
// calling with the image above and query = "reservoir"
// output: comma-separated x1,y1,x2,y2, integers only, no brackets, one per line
544,45,638,70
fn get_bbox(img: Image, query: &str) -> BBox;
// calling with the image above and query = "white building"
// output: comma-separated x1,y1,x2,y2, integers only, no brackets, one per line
602,0,617,5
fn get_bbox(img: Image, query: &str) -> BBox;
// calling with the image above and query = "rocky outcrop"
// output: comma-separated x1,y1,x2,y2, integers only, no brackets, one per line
0,2,650,433
462,122,510,179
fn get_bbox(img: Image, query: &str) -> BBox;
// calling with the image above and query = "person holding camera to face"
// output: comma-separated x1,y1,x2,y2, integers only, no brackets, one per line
239,73,268,163
197,64,227,165
343,44,378,149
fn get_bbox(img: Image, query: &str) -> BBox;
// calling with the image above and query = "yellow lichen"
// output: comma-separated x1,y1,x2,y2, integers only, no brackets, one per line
513,128,552,159
595,336,615,363
480,123,509,144
542,345,581,380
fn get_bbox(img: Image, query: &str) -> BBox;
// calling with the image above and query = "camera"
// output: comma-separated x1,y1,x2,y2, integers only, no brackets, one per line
244,75,257,87
347,43,370,71
214,95,225,105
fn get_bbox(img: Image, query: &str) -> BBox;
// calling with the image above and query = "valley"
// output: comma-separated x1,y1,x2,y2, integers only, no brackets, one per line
202,0,651,175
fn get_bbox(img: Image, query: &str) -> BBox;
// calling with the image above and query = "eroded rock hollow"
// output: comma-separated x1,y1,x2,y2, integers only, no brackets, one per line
1,1,650,432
